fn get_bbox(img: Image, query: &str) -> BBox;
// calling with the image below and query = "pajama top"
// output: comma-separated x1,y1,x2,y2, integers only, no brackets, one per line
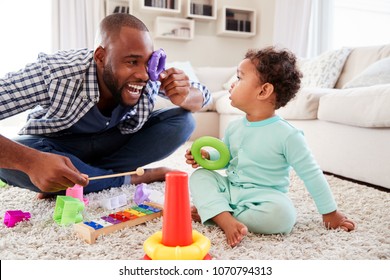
211,115,337,214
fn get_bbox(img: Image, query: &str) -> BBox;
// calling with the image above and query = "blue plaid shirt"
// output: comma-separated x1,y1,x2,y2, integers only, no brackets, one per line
0,48,211,135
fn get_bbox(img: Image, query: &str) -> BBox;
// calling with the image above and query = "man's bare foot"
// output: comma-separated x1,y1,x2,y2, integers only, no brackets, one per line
36,193,56,199
212,211,248,247
191,206,201,222
131,167,175,185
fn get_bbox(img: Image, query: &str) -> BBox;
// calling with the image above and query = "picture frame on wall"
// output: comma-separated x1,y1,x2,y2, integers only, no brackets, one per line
106,0,131,16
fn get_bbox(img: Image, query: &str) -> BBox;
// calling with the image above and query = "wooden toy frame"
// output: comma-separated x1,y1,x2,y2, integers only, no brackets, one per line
73,202,163,244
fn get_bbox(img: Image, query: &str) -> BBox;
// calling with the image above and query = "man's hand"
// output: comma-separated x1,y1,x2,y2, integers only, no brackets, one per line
322,210,356,231
0,135,88,193
25,151,89,193
159,68,204,111
159,67,191,106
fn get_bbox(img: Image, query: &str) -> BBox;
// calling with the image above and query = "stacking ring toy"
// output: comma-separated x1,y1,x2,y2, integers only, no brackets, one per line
147,48,166,81
191,136,230,170
143,230,210,260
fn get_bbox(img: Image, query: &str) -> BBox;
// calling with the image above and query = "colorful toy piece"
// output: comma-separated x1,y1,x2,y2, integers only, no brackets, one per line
73,202,162,244
99,193,127,210
143,171,212,260
0,179,7,188
147,48,166,81
191,136,230,170
66,184,89,205
53,196,85,225
3,210,31,228
134,183,165,205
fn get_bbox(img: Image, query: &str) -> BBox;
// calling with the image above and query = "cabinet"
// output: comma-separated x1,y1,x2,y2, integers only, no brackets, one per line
140,0,181,13
217,6,256,38
154,16,194,40
185,0,217,20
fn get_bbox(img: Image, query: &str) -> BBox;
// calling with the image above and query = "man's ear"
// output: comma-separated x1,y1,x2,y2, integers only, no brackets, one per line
257,83,274,99
94,46,105,67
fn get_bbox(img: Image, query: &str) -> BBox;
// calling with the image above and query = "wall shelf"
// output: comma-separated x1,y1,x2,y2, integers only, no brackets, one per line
140,0,181,14
217,6,256,38
154,16,194,40
106,0,133,16
185,0,217,20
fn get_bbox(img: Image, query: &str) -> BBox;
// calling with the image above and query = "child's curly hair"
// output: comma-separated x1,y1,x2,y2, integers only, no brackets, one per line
245,46,302,109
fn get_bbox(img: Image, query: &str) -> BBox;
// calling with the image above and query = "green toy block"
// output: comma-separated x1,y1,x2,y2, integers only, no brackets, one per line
0,179,7,187
53,195,84,225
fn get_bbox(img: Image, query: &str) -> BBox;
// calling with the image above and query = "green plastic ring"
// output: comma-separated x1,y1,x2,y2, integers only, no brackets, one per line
191,136,230,170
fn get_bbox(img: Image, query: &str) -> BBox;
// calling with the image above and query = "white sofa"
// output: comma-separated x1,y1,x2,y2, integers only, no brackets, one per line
176,45,390,189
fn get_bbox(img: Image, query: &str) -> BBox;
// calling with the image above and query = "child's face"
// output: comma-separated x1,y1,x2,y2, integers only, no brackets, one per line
229,59,262,112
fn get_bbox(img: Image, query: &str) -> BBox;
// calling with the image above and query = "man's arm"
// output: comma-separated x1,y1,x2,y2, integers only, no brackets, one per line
159,68,211,112
0,134,88,192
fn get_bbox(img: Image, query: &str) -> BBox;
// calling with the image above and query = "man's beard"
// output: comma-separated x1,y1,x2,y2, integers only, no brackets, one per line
102,62,124,105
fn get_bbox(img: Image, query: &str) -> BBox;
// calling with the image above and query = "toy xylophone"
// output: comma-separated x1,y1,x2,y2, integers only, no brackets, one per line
73,202,163,244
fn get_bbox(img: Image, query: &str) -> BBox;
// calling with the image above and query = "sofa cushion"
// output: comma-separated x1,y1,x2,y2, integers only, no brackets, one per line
276,88,336,120
300,48,351,88
223,73,238,90
215,93,244,115
166,61,199,82
195,66,236,93
318,84,390,127
335,45,390,89
343,57,390,88
201,90,229,112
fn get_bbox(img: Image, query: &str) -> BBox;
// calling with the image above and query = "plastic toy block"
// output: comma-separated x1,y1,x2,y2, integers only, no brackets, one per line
134,183,165,205
99,194,127,210
73,202,163,244
66,184,89,205
53,196,85,225
0,179,7,188
3,210,31,227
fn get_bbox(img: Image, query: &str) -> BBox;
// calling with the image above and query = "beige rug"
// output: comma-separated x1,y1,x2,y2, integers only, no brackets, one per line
0,142,389,260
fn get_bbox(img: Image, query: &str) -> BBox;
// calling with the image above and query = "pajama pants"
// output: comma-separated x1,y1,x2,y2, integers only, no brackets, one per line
189,168,297,234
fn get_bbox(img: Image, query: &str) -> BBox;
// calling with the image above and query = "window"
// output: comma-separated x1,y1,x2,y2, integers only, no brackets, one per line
332,0,390,48
0,0,52,77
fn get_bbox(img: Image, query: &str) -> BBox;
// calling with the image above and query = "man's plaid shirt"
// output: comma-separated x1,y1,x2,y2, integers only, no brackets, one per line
0,48,211,135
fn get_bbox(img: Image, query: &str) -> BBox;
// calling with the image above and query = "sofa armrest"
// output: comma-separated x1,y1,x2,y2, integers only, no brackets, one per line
318,84,390,127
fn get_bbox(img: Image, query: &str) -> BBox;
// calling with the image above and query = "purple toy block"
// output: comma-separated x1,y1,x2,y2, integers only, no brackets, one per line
4,210,31,228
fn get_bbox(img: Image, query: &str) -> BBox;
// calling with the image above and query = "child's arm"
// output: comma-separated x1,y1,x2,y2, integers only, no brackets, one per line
322,210,355,231
285,131,356,231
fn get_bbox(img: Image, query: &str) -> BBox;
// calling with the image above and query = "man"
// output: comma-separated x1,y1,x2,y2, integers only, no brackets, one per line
0,13,210,197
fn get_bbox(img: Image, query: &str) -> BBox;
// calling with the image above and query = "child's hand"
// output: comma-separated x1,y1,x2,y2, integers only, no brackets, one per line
322,210,355,232
185,148,209,168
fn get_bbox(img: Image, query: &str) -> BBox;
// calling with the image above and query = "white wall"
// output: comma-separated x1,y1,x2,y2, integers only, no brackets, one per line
132,0,275,67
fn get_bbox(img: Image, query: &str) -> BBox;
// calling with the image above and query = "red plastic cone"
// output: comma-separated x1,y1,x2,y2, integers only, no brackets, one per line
161,171,193,247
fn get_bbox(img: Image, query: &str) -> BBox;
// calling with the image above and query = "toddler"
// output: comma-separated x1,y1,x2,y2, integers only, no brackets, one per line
185,46,355,247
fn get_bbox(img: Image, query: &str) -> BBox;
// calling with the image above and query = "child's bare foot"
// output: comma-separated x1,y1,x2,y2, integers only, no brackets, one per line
191,206,201,222
131,167,174,185
212,211,248,247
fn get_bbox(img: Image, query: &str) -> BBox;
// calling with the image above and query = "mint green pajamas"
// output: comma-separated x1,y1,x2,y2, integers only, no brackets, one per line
189,116,337,235
190,168,297,233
